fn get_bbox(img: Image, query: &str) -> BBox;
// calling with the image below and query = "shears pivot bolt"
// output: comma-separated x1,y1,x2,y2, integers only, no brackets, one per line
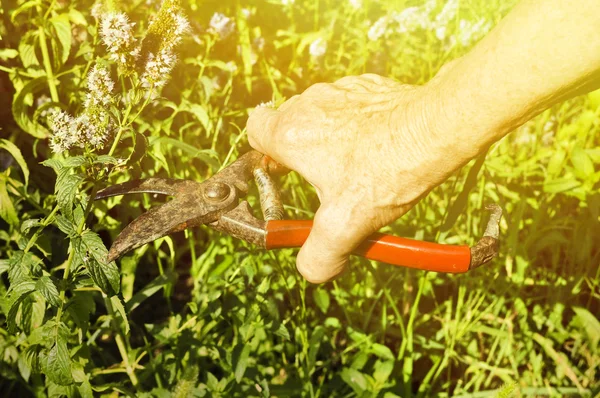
204,182,231,202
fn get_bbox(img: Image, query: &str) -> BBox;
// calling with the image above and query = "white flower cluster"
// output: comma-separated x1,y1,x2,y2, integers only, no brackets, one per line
85,64,114,106
141,49,177,88
309,37,327,59
101,13,139,68
48,109,113,153
366,0,490,46
140,5,190,89
48,63,116,153
368,16,388,41
209,12,235,39
49,110,78,154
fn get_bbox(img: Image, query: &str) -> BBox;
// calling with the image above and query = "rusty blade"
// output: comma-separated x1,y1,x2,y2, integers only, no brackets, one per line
95,178,203,199
97,150,267,261
105,187,238,262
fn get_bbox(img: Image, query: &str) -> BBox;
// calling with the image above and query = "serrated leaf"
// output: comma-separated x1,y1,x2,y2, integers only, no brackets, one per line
8,251,39,285
7,286,35,333
0,139,30,186
86,258,120,296
81,230,120,295
17,31,40,68
21,218,42,234
44,338,73,386
93,155,120,165
233,343,250,383
62,156,88,167
49,14,71,64
110,295,130,334
35,276,61,307
54,215,76,236
42,158,64,171
56,172,83,220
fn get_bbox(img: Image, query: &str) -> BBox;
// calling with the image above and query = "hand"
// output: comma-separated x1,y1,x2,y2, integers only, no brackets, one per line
246,74,472,283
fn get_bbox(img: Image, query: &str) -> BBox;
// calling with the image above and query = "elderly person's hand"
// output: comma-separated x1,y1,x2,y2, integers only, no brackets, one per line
247,74,469,283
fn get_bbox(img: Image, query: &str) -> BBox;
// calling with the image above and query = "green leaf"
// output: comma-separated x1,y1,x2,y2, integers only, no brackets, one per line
68,9,87,26
110,295,130,334
6,282,35,333
56,172,83,220
12,76,50,138
572,307,600,352
93,155,120,165
0,139,30,186
543,178,581,194
257,276,270,294
273,323,290,340
21,218,42,234
42,158,64,171
49,14,72,64
11,0,42,24
313,288,330,314
370,343,394,360
151,136,220,172
35,276,61,307
81,230,120,295
373,359,394,384
0,175,19,226
233,343,251,383
18,31,40,68
8,251,39,285
55,215,76,236
308,326,325,372
66,292,96,331
44,338,73,386
0,48,19,61
341,367,368,394
571,146,595,180
62,156,88,167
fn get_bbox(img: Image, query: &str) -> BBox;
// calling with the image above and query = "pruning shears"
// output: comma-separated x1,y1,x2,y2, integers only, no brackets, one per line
95,150,502,272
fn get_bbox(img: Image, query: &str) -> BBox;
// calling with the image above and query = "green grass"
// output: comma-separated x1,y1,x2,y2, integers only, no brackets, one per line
0,0,599,396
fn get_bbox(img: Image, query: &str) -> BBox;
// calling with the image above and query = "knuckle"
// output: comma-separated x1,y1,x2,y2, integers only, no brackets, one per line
303,82,333,96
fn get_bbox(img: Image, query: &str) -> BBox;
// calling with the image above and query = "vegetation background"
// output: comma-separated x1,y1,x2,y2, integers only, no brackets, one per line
0,0,599,396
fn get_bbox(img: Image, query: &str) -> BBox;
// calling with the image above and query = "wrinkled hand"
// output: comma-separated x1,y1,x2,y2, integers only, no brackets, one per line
247,74,468,283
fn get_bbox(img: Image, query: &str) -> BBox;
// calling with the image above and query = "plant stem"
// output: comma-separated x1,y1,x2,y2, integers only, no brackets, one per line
108,103,133,156
37,23,60,103
23,204,60,253
104,295,140,388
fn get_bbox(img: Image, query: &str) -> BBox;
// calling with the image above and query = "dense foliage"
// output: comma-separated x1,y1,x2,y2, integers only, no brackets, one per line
0,0,598,396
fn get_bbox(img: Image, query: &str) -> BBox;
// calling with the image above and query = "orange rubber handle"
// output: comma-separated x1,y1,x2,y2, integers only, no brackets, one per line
265,220,472,273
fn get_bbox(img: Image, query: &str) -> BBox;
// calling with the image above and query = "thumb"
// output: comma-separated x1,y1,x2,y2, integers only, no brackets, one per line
296,202,366,284
246,106,280,155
